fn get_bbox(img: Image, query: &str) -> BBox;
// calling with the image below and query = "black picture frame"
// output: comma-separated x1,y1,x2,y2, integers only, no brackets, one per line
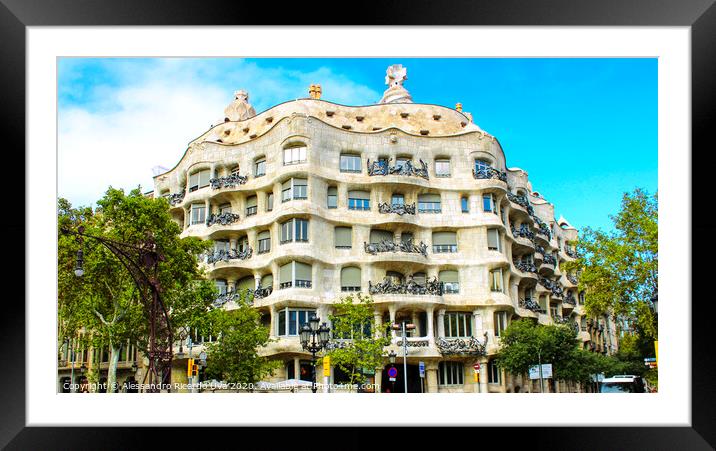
2,0,714,448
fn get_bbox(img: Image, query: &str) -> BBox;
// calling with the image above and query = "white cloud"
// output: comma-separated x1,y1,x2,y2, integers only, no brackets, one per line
58,59,380,207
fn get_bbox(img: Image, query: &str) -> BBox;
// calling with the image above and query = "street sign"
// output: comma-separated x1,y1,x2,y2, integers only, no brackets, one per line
388,366,398,382
419,361,425,378
644,357,656,362
473,363,481,372
529,364,553,380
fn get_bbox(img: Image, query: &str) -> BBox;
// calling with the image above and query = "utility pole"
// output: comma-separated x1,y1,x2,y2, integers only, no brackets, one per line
538,349,544,393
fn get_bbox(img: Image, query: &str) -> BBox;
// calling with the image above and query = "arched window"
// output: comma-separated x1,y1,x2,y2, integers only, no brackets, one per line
340,267,361,292
283,144,307,165
188,168,211,192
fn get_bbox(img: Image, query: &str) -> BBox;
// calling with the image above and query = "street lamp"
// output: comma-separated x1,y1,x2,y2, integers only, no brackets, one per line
74,248,84,277
300,314,330,393
392,321,415,393
388,350,397,364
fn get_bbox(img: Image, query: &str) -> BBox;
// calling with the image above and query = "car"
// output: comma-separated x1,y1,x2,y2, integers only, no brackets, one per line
599,375,647,393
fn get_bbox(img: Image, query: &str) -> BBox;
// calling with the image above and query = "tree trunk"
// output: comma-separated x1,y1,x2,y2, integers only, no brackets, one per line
107,343,121,393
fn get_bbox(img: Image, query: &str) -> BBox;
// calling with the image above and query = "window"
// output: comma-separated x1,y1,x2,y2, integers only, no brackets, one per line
439,361,464,385
266,193,274,211
282,178,308,202
401,232,414,243
494,311,507,336
490,268,503,292
487,228,501,252
391,193,404,206
236,276,255,293
444,312,471,337
488,360,501,384
461,197,469,213
578,291,585,305
395,157,411,171
280,218,309,243
327,187,338,209
475,159,492,174
283,145,307,165
214,279,227,295
348,190,370,211
230,165,240,176
418,194,441,213
257,230,271,254
332,316,371,340
188,169,211,192
255,158,266,177
435,159,451,177
483,193,497,213
277,307,316,336
433,231,457,253
237,236,249,252
246,195,257,216
335,226,352,249
340,154,361,173
278,261,313,289
340,266,361,292
260,274,273,291
413,272,427,286
219,203,232,215
190,204,206,225
369,229,393,244
550,306,559,318
440,270,460,294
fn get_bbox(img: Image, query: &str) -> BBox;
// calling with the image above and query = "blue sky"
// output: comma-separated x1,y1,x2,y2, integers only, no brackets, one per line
58,58,656,232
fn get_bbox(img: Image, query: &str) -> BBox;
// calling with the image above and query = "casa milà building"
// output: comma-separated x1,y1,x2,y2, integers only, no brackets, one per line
152,64,618,393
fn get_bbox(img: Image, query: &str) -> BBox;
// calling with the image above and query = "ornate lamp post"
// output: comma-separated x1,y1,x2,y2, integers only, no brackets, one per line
299,315,330,393
62,225,172,393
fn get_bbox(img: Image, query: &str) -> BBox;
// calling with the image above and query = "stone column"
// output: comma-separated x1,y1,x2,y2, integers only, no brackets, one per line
472,310,483,337
269,304,277,339
184,208,190,229
426,307,435,346
254,274,261,290
437,309,446,338
374,311,383,340
426,362,439,393
411,311,419,337
479,358,489,393
374,368,382,394
388,305,397,339
293,357,301,381
227,278,236,292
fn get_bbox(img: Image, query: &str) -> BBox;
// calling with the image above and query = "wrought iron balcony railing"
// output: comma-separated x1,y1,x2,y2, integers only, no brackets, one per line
472,166,508,182
369,275,443,296
367,158,429,180
519,298,544,313
563,292,577,305
539,277,564,298
210,173,249,189
507,192,530,209
542,254,557,266
511,225,535,241
514,260,538,273
531,216,552,240
206,212,241,227
168,192,185,206
364,239,428,257
213,288,254,307
565,247,578,258
436,335,488,356
378,202,416,215
566,274,578,285
206,246,253,264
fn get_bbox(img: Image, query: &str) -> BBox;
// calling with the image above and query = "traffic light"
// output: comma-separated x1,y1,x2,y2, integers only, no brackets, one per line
187,358,194,377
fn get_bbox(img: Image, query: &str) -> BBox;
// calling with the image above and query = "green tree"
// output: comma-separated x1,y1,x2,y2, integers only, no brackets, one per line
203,291,279,386
58,188,214,392
564,189,658,342
327,293,391,390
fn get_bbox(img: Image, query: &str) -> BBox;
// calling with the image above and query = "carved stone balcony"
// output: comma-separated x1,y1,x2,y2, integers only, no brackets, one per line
436,335,487,356
519,298,544,313
539,277,564,298
168,193,185,206
206,247,253,264
392,337,431,348
378,202,416,215
210,173,249,189
206,212,241,227
472,167,507,182
367,158,429,180
369,275,443,296
364,239,428,257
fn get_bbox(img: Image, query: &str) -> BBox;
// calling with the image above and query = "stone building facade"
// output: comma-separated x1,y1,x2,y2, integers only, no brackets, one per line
150,65,617,393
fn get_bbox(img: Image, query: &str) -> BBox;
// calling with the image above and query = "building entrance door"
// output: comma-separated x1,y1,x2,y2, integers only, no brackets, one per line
381,364,421,393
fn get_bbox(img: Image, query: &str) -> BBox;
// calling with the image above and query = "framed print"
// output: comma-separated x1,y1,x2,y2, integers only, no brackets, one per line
3,0,715,448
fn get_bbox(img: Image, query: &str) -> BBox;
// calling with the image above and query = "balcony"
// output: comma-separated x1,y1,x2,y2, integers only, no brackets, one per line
210,173,249,189
392,337,431,348
507,192,530,209
436,335,487,356
542,254,557,266
213,289,254,307
367,158,429,180
538,277,564,298
378,202,416,215
563,292,577,306
369,276,443,296
472,167,507,182
279,280,312,289
364,239,428,257
519,298,544,313
531,216,552,240
168,192,185,206
206,212,241,227
566,274,578,285
206,246,252,264
511,225,535,242
513,260,538,274
565,247,578,258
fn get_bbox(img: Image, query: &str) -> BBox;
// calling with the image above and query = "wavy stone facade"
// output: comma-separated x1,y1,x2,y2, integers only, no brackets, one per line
153,69,617,393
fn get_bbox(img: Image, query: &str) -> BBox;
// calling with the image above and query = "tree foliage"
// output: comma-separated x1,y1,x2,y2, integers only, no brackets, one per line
327,293,391,389
563,188,658,341
58,187,214,392
203,291,279,385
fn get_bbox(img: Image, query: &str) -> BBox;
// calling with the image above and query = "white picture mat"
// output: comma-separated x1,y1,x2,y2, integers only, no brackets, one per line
27,26,688,426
